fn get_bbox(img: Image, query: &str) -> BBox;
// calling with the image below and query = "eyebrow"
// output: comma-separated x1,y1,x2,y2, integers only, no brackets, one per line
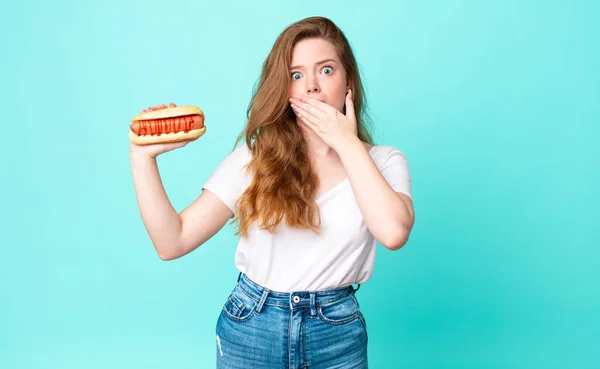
290,58,337,70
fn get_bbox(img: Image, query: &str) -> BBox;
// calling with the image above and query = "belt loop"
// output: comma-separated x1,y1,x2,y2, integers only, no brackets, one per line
353,284,361,293
237,272,242,283
309,291,317,317
255,287,270,314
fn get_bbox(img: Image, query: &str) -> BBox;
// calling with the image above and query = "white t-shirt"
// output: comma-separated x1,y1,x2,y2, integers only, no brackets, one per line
202,143,412,292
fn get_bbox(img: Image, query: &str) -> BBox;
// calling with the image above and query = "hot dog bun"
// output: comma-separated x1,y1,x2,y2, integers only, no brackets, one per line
131,106,204,121
129,105,206,145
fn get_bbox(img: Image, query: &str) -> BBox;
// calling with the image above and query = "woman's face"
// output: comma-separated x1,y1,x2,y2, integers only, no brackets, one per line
288,38,349,113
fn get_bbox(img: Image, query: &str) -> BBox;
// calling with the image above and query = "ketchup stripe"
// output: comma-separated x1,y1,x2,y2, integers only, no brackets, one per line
133,115,202,136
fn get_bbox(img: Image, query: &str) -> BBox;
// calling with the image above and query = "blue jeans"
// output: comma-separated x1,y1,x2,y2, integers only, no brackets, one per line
215,273,368,368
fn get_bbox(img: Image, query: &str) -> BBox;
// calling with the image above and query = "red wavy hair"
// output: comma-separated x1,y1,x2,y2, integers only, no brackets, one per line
231,16,375,238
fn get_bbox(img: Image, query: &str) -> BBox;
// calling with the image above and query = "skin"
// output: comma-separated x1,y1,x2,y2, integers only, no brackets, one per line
288,38,415,250
288,37,355,158
129,38,414,262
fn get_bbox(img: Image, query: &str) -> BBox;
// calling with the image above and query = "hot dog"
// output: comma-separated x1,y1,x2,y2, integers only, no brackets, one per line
129,105,206,145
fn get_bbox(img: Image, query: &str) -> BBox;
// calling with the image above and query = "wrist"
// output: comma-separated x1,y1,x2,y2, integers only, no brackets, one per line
130,151,157,163
334,133,362,158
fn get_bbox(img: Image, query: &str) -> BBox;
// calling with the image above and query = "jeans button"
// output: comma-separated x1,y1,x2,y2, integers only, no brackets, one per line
293,296,300,303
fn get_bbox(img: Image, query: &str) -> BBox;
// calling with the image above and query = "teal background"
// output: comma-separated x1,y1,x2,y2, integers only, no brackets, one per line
2,0,598,368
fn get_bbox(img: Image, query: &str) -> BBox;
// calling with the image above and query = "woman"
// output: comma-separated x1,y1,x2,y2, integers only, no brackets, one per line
130,16,415,368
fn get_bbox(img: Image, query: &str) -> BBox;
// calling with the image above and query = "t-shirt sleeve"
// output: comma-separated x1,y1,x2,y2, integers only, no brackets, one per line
379,147,413,200
202,145,251,218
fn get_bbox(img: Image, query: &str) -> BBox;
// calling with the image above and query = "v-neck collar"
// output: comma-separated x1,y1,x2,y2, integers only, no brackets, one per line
315,145,378,203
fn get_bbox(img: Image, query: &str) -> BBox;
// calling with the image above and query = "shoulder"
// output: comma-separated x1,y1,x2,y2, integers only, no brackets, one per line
205,142,253,182
203,142,253,194
218,141,252,168
367,144,409,168
231,141,253,159
368,144,413,200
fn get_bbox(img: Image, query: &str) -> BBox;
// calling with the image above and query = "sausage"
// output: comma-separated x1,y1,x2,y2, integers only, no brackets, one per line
130,115,204,136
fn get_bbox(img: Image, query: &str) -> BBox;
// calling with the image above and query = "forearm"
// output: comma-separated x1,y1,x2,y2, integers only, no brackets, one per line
337,136,412,250
130,153,183,258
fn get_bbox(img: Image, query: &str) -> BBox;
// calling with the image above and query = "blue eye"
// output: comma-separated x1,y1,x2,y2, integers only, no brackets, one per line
291,72,301,80
322,66,333,75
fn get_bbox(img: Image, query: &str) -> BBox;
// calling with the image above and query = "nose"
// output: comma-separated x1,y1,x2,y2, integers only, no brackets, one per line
306,74,320,94
306,84,320,94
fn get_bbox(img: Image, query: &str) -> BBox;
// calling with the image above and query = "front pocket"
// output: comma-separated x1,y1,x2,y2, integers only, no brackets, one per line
222,287,257,322
317,294,359,325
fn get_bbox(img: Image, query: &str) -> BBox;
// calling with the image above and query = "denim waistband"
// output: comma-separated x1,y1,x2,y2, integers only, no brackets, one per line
236,272,359,311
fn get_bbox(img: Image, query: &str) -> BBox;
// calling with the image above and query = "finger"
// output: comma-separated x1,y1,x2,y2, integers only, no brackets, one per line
157,104,168,109
297,113,320,133
345,89,356,123
141,109,147,114
296,109,320,127
295,95,330,113
291,103,320,124
169,102,177,107
292,99,326,119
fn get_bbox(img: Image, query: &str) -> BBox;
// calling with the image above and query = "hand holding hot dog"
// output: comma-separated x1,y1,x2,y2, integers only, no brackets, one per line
129,102,206,159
